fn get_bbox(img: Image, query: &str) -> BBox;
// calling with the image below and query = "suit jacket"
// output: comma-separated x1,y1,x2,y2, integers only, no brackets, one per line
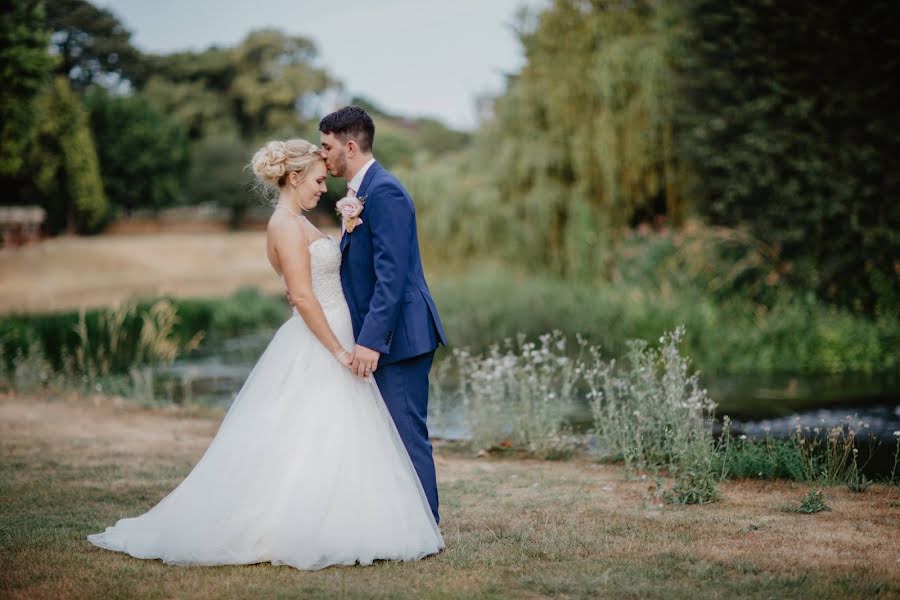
339,161,448,366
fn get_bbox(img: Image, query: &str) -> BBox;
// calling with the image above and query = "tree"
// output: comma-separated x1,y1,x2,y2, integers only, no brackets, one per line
143,30,333,141
0,0,56,180
83,87,190,213
406,0,682,277
186,133,254,226
677,0,900,312
44,0,143,90
230,30,332,138
141,46,237,140
30,76,109,233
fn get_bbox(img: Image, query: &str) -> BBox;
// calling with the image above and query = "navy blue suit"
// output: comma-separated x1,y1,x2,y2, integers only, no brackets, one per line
339,161,447,523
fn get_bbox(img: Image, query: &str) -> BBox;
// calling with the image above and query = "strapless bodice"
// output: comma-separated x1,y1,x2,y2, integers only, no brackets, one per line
307,237,344,310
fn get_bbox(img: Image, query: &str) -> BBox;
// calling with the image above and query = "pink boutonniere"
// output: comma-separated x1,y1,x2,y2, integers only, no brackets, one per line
335,195,365,234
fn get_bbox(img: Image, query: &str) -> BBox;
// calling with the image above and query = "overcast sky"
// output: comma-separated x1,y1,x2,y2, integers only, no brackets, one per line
97,0,549,130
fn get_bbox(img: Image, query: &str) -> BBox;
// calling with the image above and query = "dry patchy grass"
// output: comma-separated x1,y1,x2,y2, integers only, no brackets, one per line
0,232,297,313
1,393,898,599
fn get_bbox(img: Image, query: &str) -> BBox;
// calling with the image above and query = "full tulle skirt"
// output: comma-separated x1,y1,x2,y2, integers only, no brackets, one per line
87,306,444,570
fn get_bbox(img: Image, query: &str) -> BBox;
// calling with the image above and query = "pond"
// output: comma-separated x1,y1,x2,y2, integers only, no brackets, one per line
156,333,899,474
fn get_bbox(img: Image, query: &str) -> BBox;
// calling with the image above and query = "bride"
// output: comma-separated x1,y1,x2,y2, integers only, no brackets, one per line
87,139,444,570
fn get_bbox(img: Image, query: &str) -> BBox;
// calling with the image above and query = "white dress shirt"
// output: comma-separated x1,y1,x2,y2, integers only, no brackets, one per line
347,157,376,196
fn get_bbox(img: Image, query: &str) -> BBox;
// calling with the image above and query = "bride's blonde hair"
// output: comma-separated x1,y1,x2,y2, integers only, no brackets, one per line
250,139,322,190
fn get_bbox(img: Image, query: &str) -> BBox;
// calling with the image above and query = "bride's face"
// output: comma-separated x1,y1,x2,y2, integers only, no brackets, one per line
293,161,328,211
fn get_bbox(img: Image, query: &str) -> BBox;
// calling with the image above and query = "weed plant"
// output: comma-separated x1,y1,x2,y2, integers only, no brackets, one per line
0,300,200,399
778,489,830,514
451,331,581,459
717,417,888,488
584,327,720,503
437,326,722,501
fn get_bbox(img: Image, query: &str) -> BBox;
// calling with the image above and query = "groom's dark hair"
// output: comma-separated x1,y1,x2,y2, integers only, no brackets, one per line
319,106,375,153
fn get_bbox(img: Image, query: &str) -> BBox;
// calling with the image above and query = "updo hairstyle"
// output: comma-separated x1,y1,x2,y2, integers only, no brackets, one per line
250,139,322,190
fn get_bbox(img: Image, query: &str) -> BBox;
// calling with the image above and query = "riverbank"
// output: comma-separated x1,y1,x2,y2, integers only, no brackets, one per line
1,393,897,599
3,232,897,377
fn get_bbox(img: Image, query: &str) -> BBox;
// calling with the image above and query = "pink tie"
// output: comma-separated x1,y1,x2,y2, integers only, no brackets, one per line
347,186,357,198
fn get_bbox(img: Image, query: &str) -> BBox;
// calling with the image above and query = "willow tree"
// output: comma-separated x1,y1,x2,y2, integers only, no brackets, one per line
408,0,683,277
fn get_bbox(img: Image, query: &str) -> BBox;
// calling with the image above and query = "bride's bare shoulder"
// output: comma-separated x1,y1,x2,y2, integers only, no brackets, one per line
268,214,313,256
268,212,304,235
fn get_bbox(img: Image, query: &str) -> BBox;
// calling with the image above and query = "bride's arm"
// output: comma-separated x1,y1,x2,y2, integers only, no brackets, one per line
271,222,349,365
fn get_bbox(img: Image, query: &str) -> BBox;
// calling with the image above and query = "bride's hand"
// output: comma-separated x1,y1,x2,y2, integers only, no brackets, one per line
334,348,352,368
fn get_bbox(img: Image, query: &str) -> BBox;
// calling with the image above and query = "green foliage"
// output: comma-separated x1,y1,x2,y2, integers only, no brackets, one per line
716,434,806,481
5,255,893,380
586,327,720,503
206,288,287,340
717,418,880,487
0,299,199,395
0,290,286,375
185,134,255,224
142,30,331,141
448,331,581,458
68,300,198,379
29,76,109,233
44,0,143,89
676,0,900,312
408,0,898,319
429,263,899,376
845,468,874,494
780,489,830,514
407,0,683,277
666,452,720,505
142,75,237,141
83,87,190,213
434,326,721,498
0,0,56,180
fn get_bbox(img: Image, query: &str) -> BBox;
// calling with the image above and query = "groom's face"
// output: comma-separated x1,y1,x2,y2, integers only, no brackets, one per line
319,132,349,179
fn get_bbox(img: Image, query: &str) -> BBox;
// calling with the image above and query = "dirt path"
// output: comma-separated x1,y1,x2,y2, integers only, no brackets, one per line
1,392,898,598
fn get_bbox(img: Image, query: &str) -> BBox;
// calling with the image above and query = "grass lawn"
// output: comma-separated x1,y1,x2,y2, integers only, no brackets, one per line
0,232,290,314
1,392,898,599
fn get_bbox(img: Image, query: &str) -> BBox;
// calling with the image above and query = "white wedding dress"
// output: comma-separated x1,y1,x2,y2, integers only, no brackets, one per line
87,237,444,570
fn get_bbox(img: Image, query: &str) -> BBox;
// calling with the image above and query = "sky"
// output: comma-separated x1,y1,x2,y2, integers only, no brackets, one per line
97,0,549,130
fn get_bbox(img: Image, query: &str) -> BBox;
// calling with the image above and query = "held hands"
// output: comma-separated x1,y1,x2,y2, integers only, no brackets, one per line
333,348,352,368
333,345,380,383
350,344,380,381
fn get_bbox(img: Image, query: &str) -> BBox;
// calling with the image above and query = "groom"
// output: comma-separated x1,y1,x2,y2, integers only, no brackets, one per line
319,106,448,525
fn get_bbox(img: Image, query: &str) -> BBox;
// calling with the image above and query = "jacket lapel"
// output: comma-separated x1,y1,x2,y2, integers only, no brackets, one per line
341,161,380,256
357,161,380,199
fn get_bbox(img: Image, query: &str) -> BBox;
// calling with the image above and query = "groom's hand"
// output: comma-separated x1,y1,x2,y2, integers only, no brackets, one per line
350,345,380,380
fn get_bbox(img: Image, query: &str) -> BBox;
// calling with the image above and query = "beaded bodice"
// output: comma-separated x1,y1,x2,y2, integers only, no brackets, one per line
307,237,344,311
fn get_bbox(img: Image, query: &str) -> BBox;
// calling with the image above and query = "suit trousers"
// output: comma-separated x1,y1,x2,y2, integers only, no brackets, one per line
373,350,439,524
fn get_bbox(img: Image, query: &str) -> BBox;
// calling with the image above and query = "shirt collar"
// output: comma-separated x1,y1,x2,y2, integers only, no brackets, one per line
347,157,376,196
